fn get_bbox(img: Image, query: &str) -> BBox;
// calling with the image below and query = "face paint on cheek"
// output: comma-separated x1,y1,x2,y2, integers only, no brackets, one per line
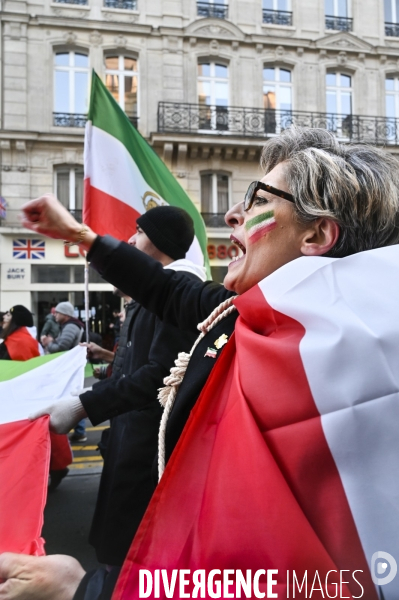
245,210,277,244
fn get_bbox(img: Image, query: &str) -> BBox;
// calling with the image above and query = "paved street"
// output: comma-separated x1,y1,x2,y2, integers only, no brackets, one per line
42,377,107,571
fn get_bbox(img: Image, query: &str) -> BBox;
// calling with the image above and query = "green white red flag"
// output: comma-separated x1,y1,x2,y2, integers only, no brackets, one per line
113,246,399,600
83,72,210,276
0,347,86,555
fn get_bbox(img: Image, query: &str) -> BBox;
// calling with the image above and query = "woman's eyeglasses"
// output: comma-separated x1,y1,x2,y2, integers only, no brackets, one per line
244,181,295,211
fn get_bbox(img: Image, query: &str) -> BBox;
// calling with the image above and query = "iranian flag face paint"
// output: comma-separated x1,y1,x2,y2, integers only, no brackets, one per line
245,210,277,244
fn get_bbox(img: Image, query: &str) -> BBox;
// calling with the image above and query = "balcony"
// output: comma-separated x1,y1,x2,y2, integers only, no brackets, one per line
197,1,228,19
158,103,399,145
262,9,292,26
385,22,399,36
201,213,227,227
53,0,88,4
104,0,137,8
53,113,138,128
325,15,353,31
53,113,87,128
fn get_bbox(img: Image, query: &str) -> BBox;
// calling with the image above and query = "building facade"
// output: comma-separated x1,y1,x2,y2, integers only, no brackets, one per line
0,0,398,331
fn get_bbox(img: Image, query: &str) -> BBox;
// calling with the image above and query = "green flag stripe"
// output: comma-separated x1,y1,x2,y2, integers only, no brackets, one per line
0,352,64,382
245,211,275,230
88,72,210,276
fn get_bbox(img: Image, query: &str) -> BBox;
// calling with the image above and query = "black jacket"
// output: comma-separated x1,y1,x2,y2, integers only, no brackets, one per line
74,236,236,599
82,276,200,566
85,236,237,465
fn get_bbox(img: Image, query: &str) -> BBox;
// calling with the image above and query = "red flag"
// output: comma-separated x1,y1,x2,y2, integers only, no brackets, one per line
0,417,50,555
112,246,399,599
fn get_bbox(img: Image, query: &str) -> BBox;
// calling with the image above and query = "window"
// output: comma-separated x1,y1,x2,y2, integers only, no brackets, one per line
385,76,399,118
262,0,292,26
104,0,137,9
198,62,229,131
55,166,84,219
201,173,230,226
105,55,139,124
326,72,352,137
197,0,228,19
325,0,352,31
31,265,105,284
385,0,399,35
53,51,89,126
263,67,292,133
385,77,399,140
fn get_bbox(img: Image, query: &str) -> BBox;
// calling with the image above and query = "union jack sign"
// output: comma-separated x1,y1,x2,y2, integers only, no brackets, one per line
13,239,45,259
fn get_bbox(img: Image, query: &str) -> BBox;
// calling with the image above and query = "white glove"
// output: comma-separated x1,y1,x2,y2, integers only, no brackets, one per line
70,386,92,396
29,397,87,434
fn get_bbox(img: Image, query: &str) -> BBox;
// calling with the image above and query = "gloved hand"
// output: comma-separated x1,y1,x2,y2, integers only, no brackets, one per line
29,397,87,434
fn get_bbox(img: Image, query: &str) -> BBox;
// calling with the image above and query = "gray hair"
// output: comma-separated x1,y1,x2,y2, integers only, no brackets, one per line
260,127,399,257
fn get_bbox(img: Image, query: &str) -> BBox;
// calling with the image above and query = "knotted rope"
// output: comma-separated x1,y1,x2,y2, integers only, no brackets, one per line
157,296,237,480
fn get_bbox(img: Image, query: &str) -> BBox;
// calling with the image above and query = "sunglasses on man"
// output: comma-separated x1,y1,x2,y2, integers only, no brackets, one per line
244,181,295,212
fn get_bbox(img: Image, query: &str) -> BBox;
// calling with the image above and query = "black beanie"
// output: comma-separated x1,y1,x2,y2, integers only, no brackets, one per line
136,206,195,260
10,305,34,327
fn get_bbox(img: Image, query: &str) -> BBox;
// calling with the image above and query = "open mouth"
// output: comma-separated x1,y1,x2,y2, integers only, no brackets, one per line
229,235,246,264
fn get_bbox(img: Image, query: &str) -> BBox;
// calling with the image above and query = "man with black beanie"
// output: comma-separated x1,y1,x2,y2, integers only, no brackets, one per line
37,206,206,577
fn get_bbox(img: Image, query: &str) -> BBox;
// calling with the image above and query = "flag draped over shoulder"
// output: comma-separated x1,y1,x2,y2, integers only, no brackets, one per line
113,246,399,600
83,71,209,276
0,346,87,555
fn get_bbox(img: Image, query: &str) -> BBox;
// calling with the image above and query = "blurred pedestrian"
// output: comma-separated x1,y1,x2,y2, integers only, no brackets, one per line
0,304,71,491
0,311,6,336
108,309,121,343
0,305,40,360
40,307,60,346
42,302,87,444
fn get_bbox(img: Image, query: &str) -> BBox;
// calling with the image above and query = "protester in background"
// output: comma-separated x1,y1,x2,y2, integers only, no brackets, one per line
0,305,40,361
0,304,70,491
0,311,6,336
40,307,60,347
41,302,84,354
42,301,86,444
81,207,205,570
108,309,121,343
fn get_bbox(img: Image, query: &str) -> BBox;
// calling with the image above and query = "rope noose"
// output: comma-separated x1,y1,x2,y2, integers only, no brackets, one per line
157,296,237,480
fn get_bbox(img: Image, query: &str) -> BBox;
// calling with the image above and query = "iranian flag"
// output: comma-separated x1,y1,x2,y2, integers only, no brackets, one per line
0,346,86,555
83,72,209,275
113,246,399,600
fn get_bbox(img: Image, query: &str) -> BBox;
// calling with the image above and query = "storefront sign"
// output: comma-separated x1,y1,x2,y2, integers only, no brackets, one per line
6,267,25,280
207,244,239,260
64,245,86,258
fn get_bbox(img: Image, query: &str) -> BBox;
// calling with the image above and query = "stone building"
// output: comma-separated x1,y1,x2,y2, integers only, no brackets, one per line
0,0,398,331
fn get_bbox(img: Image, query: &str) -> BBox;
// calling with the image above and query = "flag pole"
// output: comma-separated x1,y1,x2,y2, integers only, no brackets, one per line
84,259,90,343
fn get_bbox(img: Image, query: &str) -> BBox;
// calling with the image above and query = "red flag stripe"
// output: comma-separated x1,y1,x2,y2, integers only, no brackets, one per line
83,179,140,241
0,418,50,555
113,284,377,599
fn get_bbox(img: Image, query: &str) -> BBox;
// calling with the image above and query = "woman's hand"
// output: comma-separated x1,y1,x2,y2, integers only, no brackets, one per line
21,194,97,252
0,553,86,600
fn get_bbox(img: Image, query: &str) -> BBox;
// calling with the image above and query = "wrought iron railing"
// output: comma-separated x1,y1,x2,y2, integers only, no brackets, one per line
325,15,353,31
197,1,228,19
201,213,227,227
53,113,87,127
54,0,88,4
53,113,138,128
385,21,399,36
158,103,399,144
262,9,292,26
104,0,137,8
